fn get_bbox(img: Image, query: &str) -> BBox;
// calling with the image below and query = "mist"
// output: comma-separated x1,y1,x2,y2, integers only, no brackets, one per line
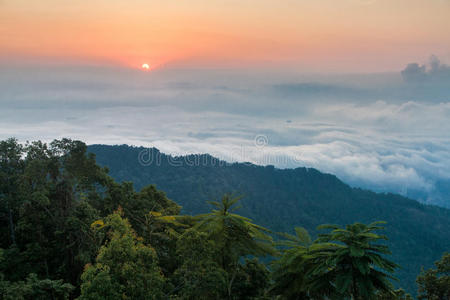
1,57,450,207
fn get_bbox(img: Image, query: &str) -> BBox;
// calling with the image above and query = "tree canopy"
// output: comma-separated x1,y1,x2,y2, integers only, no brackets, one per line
0,139,446,299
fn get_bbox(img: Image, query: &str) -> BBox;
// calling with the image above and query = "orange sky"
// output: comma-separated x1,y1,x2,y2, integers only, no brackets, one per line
1,0,449,72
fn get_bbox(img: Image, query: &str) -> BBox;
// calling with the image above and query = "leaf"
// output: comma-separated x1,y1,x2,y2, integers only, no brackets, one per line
335,274,352,293
317,224,340,231
160,215,175,221
294,227,312,245
354,259,370,275
350,246,365,257
91,219,104,228
149,211,162,217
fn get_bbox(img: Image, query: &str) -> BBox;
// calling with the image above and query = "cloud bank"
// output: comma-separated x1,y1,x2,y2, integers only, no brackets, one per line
1,59,450,207
401,55,450,84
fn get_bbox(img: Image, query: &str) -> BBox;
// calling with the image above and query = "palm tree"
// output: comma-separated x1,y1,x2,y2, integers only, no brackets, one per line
194,194,276,299
316,221,398,300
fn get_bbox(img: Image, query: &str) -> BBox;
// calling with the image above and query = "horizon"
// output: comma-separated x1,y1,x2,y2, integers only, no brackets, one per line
2,0,450,72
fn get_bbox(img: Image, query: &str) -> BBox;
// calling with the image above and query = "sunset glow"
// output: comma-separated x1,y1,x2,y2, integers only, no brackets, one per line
1,0,449,71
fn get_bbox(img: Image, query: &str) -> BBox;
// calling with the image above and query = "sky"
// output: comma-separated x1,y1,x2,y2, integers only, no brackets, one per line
1,0,450,207
1,0,450,71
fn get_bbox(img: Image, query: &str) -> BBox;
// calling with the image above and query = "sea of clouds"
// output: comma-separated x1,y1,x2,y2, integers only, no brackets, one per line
1,57,450,207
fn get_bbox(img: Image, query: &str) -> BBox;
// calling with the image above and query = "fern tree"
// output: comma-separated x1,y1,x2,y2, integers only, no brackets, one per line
171,228,227,299
270,227,337,299
194,194,276,299
317,221,398,300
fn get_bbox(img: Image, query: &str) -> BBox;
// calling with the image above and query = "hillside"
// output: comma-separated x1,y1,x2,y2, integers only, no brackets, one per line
88,144,450,294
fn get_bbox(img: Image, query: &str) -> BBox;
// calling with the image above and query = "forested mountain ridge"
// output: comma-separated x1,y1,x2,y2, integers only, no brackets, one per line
88,144,450,294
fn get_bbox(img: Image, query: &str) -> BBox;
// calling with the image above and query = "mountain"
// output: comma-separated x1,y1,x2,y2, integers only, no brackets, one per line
88,144,450,294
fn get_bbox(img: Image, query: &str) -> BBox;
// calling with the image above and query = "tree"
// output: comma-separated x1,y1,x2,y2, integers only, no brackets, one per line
79,210,164,299
270,227,338,299
98,181,182,276
194,194,276,299
0,273,74,300
171,228,227,299
416,252,450,300
316,221,398,300
14,139,105,284
230,258,271,300
0,248,74,300
0,138,185,298
0,139,108,288
376,288,413,300
0,138,24,246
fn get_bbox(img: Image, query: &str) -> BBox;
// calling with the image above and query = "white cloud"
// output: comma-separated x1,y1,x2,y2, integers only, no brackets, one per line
1,64,450,206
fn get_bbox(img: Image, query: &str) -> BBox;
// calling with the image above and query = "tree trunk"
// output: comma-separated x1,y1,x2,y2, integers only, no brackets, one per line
227,270,236,300
227,262,238,300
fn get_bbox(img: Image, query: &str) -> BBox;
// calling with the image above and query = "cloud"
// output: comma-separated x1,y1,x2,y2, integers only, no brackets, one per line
401,63,427,82
272,83,372,100
401,55,450,84
1,62,450,207
3,99,449,206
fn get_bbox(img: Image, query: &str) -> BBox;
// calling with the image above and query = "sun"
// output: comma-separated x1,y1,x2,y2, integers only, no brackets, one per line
141,63,150,70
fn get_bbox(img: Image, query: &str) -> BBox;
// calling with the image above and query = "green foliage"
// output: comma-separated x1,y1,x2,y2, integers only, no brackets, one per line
272,223,399,300
1,139,449,299
89,144,450,294
78,211,165,300
1,139,106,286
271,227,334,299
315,222,398,299
416,252,450,300
0,139,181,298
230,258,271,300
194,194,276,299
195,194,276,268
376,288,413,300
171,229,227,299
0,273,74,300
98,181,182,276
0,138,25,246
